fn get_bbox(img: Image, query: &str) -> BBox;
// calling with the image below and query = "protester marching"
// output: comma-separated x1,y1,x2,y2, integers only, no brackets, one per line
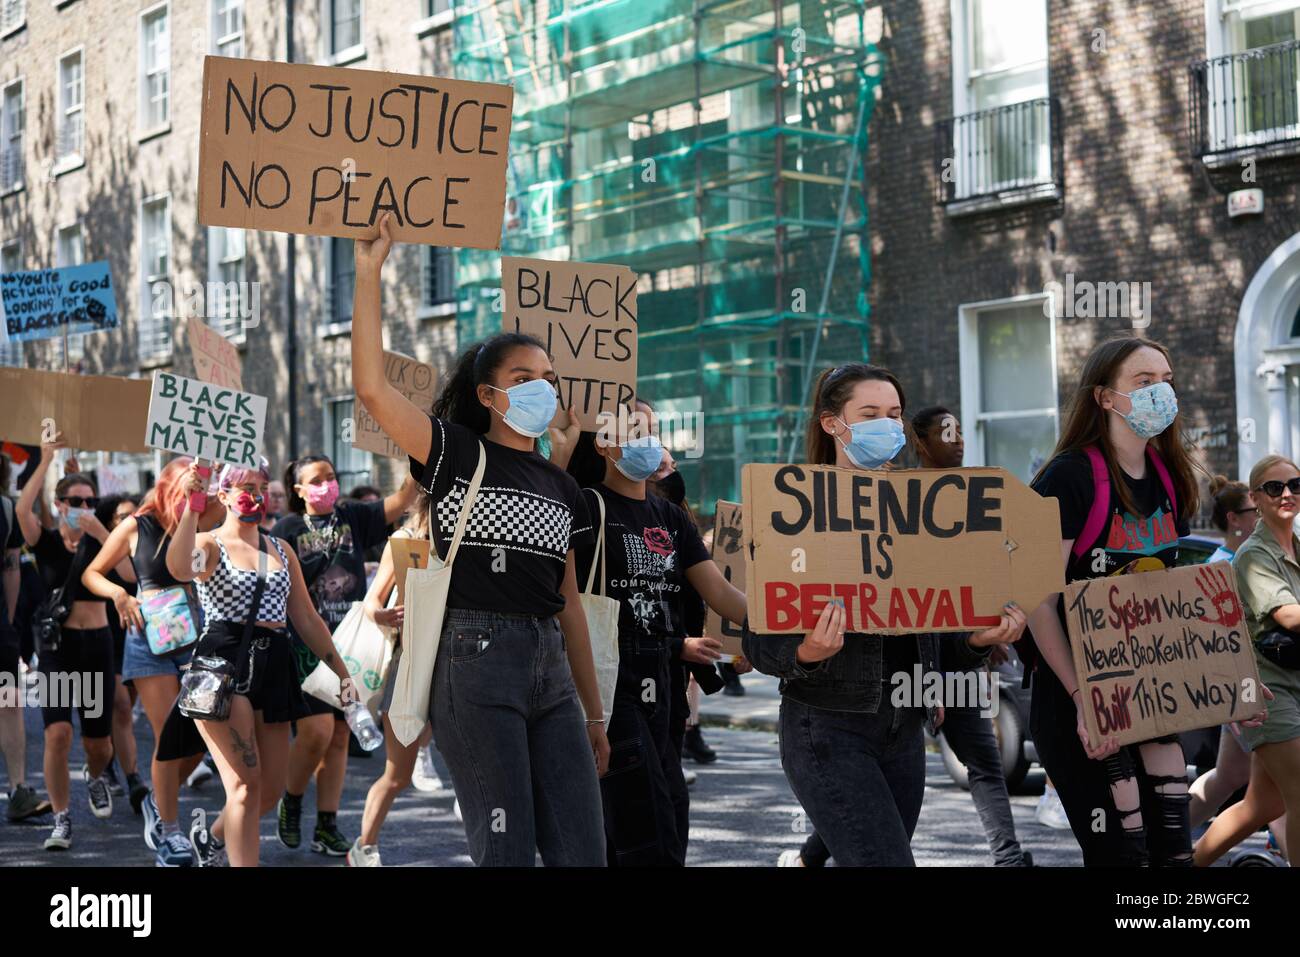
0,10,1296,919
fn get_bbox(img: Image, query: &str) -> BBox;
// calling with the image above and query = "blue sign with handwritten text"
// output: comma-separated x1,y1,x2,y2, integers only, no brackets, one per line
0,262,119,343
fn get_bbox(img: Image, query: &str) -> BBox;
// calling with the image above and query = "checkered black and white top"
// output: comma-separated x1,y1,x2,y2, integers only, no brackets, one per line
197,536,293,625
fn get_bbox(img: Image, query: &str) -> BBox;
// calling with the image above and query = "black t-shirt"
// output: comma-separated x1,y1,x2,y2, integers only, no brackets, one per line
409,416,593,617
34,526,108,606
1028,450,1190,659
272,499,388,632
1,498,22,632
574,486,711,641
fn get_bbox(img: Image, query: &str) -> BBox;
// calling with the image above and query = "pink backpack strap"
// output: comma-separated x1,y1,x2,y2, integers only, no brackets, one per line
1072,446,1111,560
1145,445,1178,517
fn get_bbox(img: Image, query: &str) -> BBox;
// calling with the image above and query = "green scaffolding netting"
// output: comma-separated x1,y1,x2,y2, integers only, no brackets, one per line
451,0,882,507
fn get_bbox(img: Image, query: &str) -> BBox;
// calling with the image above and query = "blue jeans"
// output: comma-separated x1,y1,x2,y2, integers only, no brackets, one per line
779,693,925,866
430,609,605,867
939,706,1027,866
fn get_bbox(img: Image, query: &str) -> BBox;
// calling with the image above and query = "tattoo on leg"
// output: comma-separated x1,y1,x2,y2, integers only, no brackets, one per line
229,727,258,769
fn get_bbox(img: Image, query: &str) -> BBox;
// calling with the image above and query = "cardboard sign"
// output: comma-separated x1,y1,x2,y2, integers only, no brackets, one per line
705,501,747,657
145,371,267,469
354,351,437,458
1066,562,1261,749
97,464,142,496
390,537,431,608
741,464,1064,635
197,56,513,249
0,263,119,344
187,317,243,390
502,256,637,432
0,368,151,452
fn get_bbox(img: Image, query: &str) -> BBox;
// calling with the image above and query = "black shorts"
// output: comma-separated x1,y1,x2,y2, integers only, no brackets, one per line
0,625,18,681
38,626,115,738
194,621,308,723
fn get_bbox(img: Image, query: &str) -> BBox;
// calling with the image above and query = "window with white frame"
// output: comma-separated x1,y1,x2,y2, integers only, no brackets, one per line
57,49,84,164
950,0,1050,198
208,226,246,340
139,195,172,362
959,297,1058,483
56,223,86,363
0,240,21,366
328,0,362,58
140,5,170,131
1209,1,1300,147
1,79,23,192
211,0,243,57
422,246,455,308
327,237,354,326
1,0,24,35
325,397,371,488
424,0,450,16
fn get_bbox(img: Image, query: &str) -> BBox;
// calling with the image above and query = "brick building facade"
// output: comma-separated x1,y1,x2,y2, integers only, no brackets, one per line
0,0,457,492
866,0,1300,515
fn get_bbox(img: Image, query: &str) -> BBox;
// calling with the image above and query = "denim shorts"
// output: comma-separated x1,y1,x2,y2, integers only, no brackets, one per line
122,626,193,681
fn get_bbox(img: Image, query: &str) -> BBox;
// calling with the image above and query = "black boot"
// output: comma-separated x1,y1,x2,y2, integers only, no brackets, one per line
683,725,717,764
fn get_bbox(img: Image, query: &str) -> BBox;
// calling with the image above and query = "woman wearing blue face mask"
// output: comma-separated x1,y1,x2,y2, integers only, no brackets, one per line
567,399,749,865
350,214,609,866
742,364,1027,866
1024,336,1230,866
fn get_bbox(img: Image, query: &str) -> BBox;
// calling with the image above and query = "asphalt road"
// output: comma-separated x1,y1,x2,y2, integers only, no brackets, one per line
0,686,1091,867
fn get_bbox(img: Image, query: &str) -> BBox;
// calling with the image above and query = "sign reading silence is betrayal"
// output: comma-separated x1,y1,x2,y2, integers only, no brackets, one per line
0,263,119,344
741,465,1064,634
145,371,267,469
355,350,437,458
502,256,638,433
197,56,513,249
1066,562,1262,749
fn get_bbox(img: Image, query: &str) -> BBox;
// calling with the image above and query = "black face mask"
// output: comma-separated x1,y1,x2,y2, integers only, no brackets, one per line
655,469,687,507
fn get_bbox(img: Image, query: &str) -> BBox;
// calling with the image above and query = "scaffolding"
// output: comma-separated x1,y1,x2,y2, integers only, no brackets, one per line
452,0,883,507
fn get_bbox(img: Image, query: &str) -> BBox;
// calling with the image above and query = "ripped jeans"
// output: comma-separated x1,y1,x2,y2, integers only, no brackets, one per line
1101,738,1194,867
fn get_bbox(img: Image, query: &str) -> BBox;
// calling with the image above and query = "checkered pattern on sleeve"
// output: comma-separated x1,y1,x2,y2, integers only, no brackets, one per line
436,480,574,561
198,537,292,623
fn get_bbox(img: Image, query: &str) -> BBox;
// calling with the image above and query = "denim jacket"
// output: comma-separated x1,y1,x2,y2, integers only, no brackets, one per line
742,622,991,715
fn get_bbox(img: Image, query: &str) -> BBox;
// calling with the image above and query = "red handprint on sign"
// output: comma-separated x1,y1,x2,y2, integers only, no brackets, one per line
1197,563,1243,629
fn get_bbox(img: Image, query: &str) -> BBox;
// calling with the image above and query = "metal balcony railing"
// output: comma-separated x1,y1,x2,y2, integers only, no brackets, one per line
1190,39,1300,160
0,146,23,190
56,117,82,162
935,97,1062,209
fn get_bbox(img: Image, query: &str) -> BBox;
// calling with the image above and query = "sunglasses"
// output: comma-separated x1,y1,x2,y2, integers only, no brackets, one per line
58,495,99,508
1232,507,1259,516
1254,478,1300,498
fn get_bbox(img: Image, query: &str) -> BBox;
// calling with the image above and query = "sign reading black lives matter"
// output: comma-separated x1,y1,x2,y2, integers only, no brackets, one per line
197,56,514,249
502,256,638,433
1066,562,1261,749
145,371,268,469
742,464,1064,635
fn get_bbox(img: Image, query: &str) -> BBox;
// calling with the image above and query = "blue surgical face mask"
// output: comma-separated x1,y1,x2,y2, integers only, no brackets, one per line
835,416,907,469
64,507,92,531
1108,381,1177,439
490,378,558,438
614,435,664,482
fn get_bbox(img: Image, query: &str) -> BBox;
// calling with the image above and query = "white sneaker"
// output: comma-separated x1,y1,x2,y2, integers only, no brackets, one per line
684,769,697,787
777,849,805,867
346,838,381,867
186,757,215,789
1035,784,1071,830
453,798,462,823
411,747,443,793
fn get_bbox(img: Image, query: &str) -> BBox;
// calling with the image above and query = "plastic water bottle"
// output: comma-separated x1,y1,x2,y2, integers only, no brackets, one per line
344,701,383,752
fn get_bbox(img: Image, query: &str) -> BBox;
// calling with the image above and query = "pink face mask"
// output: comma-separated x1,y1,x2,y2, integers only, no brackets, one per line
231,491,265,523
302,479,340,511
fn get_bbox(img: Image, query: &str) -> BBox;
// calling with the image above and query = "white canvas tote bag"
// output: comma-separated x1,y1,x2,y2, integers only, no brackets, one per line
580,490,620,730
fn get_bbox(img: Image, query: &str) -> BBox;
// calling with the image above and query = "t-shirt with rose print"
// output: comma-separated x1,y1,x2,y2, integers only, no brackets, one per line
574,485,711,641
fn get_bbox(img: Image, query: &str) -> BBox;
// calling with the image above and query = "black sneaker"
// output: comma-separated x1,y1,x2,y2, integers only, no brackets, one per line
683,725,718,764
722,676,746,697
6,784,52,822
277,797,302,849
44,811,72,850
84,767,113,819
103,761,125,797
311,821,351,857
190,825,227,867
127,774,150,815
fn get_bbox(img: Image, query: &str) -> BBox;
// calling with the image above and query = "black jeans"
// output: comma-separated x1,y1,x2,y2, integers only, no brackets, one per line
1031,665,1192,866
601,638,687,866
779,692,925,866
940,705,1027,866
430,609,605,867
